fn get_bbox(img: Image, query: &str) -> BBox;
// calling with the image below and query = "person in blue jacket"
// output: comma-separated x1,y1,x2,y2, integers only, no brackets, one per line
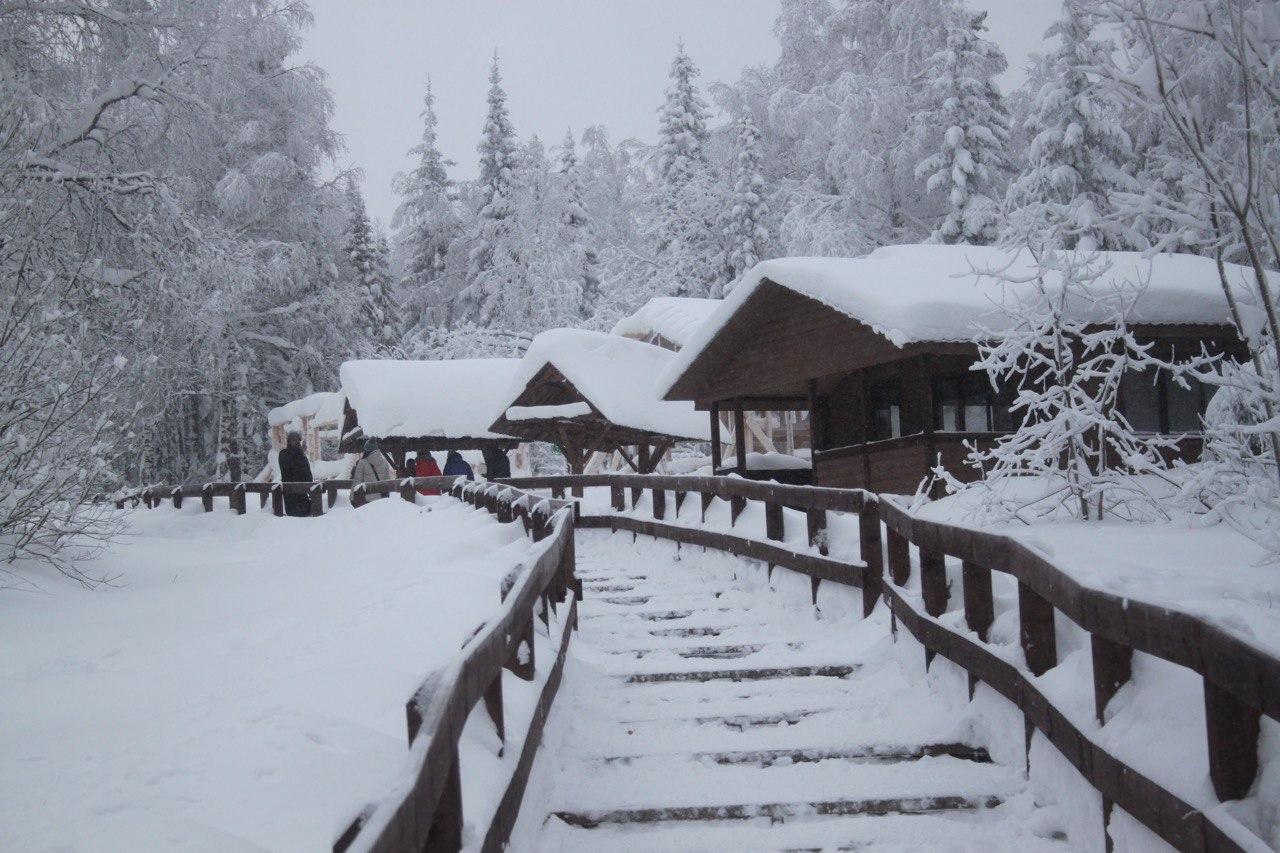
443,450,474,480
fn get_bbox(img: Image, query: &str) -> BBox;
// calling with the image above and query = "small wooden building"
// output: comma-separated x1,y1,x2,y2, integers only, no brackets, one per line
490,329,710,477
338,359,524,475
267,392,344,462
662,245,1255,495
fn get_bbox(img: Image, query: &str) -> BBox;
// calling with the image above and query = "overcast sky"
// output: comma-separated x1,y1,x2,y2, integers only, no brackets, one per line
298,0,1063,227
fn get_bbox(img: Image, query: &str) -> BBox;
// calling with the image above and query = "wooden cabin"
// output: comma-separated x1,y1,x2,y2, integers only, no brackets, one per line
267,392,344,462
662,245,1255,495
338,359,526,476
490,329,710,478
613,296,811,471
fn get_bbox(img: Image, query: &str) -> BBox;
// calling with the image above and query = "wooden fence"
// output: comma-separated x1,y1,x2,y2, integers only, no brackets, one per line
504,473,1276,853
123,476,579,853
119,472,1276,850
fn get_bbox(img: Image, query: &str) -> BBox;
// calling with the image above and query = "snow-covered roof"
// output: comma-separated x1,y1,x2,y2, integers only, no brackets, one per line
611,296,721,349
662,244,1273,394
340,359,521,440
267,391,344,428
506,329,711,441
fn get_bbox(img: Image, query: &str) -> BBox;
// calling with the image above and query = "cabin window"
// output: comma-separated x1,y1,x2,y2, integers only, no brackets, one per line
1119,367,1212,433
932,374,1015,433
868,380,902,441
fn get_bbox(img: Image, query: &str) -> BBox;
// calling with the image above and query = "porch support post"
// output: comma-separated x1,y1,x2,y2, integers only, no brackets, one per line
734,400,747,474
710,402,722,473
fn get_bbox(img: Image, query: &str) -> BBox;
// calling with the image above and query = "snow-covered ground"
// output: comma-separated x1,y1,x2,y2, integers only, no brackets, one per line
0,496,541,851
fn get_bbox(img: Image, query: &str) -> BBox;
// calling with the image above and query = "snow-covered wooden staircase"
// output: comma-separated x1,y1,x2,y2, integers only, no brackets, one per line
521,531,1069,851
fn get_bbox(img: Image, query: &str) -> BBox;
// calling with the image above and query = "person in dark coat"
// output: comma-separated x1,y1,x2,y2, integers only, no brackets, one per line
278,430,313,517
415,452,443,496
482,446,511,480
443,450,474,481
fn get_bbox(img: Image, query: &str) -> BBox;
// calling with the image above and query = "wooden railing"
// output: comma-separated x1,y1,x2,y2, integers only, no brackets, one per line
123,476,579,853
503,473,1276,853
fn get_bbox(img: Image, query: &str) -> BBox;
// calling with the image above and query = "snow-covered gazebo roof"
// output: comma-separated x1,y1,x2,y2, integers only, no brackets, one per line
611,296,720,350
267,391,344,430
490,329,709,474
338,358,522,452
663,244,1271,400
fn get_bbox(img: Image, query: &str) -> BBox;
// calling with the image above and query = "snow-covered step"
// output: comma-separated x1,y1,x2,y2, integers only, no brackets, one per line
620,663,856,683
583,743,991,768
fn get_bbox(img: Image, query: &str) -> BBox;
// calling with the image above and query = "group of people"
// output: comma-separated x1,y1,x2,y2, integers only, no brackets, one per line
275,430,513,517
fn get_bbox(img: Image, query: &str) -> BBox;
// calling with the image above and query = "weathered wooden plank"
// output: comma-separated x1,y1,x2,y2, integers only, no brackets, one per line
764,502,784,542
919,548,948,617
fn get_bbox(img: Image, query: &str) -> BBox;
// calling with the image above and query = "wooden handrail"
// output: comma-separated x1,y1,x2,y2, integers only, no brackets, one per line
502,473,871,513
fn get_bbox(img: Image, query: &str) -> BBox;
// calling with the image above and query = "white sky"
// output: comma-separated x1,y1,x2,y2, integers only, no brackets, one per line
298,0,1063,226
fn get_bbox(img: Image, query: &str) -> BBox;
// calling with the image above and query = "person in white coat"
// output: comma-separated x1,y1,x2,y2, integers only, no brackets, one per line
352,437,393,501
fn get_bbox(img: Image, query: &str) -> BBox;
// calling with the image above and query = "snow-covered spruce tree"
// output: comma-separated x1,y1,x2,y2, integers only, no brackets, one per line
651,42,721,298
393,79,459,328
344,179,400,351
1004,1,1137,250
558,130,602,319
935,250,1186,523
915,7,1012,245
463,56,523,326
720,115,771,293
1091,0,1280,556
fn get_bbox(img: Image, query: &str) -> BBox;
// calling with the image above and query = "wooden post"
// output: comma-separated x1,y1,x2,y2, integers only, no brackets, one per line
505,618,535,681
1018,582,1056,676
326,482,338,508
733,401,747,474
231,484,246,515
271,484,284,517
201,484,213,513
806,508,827,553
497,494,513,524
700,491,712,522
399,479,416,503
652,487,666,520
351,485,366,509
810,576,821,607
310,484,324,517
1204,679,1260,801
919,548,948,617
710,403,722,472
764,501,784,541
610,485,625,511
424,752,463,853
886,526,910,586
171,487,182,510
961,561,994,642
674,491,687,514
858,508,883,618
1090,634,1131,725
484,674,505,757
729,495,746,526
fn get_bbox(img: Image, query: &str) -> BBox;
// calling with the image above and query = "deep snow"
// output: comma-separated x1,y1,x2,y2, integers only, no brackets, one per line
0,496,542,851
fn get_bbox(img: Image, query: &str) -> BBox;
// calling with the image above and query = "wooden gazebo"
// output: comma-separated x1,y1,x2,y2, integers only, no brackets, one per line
490,329,710,479
662,245,1253,495
338,358,522,475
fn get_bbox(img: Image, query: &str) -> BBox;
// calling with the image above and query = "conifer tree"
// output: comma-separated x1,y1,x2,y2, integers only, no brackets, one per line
464,55,521,325
1005,1,1136,250
558,130,601,319
345,180,400,350
394,78,458,326
916,7,1011,245
721,115,770,294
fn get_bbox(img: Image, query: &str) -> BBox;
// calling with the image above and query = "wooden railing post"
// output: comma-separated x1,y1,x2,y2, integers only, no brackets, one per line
1090,635,1131,725
674,490,687,515
610,485,625,511
231,484,246,515
201,484,214,512
1018,582,1056,676
351,484,366,509
652,487,666,520
919,548,948,617
1204,680,1260,801
485,674,505,757
806,508,827,554
497,493,513,524
629,484,642,508
700,491,712,522
765,501,784,542
326,482,338,508
551,485,565,500
886,525,910,586
310,484,325,517
271,484,284,517
424,752,463,853
961,562,994,642
729,495,746,526
506,617,536,681
858,507,883,618
400,479,416,503
171,487,182,510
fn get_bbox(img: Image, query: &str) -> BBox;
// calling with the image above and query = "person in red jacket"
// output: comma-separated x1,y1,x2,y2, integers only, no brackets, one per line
415,452,443,495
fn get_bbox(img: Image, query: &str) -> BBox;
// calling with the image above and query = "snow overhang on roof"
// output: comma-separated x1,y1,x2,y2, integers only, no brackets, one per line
610,296,721,349
504,328,711,441
267,391,344,428
660,244,1274,398
339,358,522,440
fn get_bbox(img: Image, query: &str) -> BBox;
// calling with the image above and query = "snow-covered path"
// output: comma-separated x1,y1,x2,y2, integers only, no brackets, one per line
515,531,1070,851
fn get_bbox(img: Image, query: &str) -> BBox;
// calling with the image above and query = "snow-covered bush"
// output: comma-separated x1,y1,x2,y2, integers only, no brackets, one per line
934,249,1190,523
